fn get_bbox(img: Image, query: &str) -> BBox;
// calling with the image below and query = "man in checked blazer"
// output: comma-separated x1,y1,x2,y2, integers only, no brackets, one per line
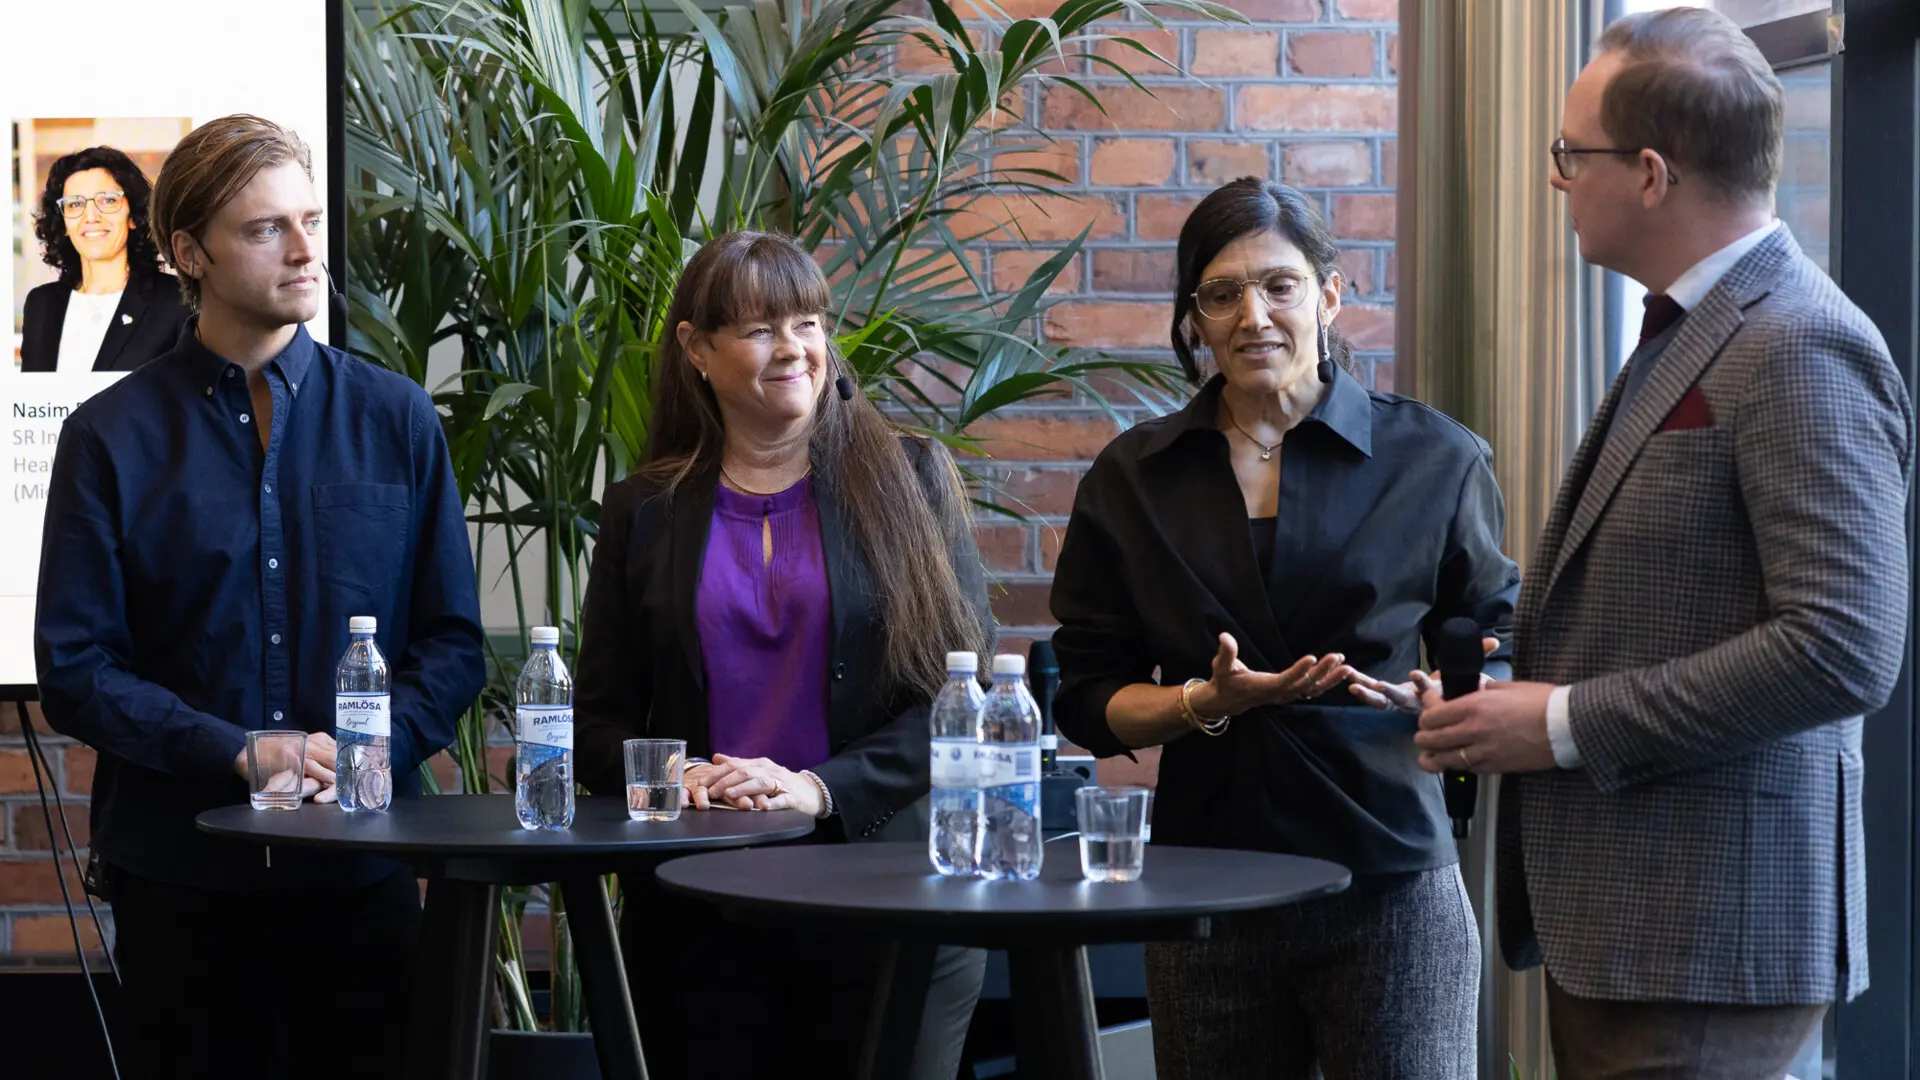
1416,8,1912,1077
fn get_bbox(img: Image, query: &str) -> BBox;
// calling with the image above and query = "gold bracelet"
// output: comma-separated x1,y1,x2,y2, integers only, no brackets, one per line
1180,679,1231,736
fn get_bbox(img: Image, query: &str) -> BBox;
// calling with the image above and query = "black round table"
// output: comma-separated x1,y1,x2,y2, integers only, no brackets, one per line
199,795,813,1080
656,840,1350,1080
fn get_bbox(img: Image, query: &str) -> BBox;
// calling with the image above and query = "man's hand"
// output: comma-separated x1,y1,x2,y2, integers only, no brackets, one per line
1189,633,1356,718
1413,681,1558,774
1347,637,1500,713
233,731,339,804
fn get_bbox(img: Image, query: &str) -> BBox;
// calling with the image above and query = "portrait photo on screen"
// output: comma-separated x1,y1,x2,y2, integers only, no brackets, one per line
9,117,193,376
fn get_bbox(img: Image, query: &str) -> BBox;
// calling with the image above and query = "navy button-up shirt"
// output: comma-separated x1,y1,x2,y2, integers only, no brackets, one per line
35,322,485,888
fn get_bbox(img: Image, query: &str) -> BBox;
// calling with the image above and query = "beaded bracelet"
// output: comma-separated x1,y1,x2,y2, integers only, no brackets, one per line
799,769,837,819
1180,679,1232,736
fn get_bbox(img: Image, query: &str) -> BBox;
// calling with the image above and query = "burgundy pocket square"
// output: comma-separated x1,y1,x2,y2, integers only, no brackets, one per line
1659,387,1714,432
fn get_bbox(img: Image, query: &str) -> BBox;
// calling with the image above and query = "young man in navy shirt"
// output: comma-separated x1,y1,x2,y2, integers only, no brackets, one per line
35,114,484,1080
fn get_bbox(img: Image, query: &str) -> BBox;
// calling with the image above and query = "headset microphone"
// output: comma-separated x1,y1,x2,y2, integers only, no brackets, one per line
1437,617,1487,840
321,263,348,326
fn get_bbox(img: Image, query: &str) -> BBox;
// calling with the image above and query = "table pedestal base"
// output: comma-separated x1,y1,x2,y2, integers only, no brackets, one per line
1009,946,1106,1080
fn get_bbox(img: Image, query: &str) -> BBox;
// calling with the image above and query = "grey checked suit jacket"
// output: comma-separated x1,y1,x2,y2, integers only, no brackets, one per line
1499,226,1913,1005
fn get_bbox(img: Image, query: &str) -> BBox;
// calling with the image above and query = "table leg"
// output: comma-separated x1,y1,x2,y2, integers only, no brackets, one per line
403,879,498,1080
557,873,649,1080
856,941,936,1080
1007,945,1104,1080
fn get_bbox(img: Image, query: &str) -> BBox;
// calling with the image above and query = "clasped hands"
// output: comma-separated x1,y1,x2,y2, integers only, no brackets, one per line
232,731,339,804
682,754,826,818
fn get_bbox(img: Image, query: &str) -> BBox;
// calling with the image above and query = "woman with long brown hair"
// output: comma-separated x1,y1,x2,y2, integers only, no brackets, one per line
574,231,993,1077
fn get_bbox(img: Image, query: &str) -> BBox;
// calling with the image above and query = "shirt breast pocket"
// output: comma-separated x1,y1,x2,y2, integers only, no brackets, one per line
312,482,411,595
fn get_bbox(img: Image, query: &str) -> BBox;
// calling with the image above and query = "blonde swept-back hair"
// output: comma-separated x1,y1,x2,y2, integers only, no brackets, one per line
148,114,314,312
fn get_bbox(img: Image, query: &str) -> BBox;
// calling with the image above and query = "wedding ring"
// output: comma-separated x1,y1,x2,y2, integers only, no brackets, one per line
1457,748,1474,768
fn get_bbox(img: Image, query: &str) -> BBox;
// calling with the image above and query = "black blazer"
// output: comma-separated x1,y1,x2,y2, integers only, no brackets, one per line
574,436,993,842
20,274,190,373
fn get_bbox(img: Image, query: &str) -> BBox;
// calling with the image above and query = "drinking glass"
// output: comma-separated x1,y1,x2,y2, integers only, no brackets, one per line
1076,786,1151,882
624,739,686,822
248,730,308,811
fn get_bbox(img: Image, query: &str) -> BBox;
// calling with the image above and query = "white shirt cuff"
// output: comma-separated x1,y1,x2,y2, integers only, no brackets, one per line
1546,685,1583,769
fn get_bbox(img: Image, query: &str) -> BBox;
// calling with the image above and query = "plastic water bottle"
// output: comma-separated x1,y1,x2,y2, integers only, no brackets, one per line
929,651,985,876
335,616,392,813
515,626,575,831
979,654,1043,881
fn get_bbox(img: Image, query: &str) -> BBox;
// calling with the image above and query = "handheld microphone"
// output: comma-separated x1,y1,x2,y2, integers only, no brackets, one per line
1436,617,1485,840
1029,640,1061,772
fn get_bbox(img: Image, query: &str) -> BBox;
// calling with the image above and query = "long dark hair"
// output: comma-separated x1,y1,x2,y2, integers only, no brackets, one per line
645,231,991,699
1171,177,1354,384
34,146,165,287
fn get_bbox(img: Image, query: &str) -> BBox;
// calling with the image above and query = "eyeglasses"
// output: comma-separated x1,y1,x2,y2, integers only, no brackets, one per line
56,191,128,218
1550,138,1677,184
1192,269,1318,321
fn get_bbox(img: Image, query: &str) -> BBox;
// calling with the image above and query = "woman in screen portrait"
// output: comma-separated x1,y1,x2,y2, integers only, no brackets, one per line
573,231,993,1079
1047,178,1520,1080
20,146,188,373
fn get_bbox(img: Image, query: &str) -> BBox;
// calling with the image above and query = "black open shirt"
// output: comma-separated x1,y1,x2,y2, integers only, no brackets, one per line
1049,371,1519,875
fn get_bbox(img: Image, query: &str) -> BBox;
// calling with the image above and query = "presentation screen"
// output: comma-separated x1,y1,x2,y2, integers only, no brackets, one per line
1,0,340,695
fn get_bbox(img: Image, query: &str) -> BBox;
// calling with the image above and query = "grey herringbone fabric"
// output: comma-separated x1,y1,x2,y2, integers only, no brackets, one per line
1500,226,1914,1005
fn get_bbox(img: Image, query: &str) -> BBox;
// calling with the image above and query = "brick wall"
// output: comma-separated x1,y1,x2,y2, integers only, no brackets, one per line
952,0,1401,785
0,0,1400,964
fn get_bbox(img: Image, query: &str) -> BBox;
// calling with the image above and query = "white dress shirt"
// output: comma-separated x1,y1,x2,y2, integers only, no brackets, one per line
1546,220,1781,769
55,289,123,374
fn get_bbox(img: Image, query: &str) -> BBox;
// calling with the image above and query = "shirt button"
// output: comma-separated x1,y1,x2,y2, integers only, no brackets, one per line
271,633,282,645
268,558,279,569
833,663,846,681
227,369,236,378
263,484,272,494
272,711,284,722
239,413,251,424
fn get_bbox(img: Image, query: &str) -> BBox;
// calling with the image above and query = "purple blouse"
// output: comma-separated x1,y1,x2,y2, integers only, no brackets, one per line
695,477,832,769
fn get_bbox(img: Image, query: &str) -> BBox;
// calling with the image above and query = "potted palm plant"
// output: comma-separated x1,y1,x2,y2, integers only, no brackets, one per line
344,0,1233,1068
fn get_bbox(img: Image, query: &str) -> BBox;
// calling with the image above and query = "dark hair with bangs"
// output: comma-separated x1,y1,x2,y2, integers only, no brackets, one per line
644,231,991,699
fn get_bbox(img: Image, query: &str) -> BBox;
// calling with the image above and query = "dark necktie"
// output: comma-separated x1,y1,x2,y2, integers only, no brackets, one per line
1607,294,1687,441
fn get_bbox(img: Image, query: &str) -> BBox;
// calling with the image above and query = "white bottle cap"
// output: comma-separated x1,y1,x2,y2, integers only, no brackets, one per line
992,654,1026,676
349,616,377,634
531,626,560,645
945,651,979,673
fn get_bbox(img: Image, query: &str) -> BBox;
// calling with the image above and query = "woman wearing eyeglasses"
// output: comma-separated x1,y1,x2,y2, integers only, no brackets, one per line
1047,177,1520,1079
20,146,187,374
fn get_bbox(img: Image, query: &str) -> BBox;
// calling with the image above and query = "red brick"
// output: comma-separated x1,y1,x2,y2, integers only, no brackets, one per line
994,142,1079,184
1387,32,1400,76
1092,249,1177,293
1090,139,1176,186
1335,248,1375,297
427,751,459,792
1238,85,1397,132
1332,192,1395,240
64,746,95,796
950,193,1127,243
1282,141,1372,186
1040,527,1067,571
897,35,956,73
975,525,1033,573
1192,31,1279,77
994,635,1038,661
1336,0,1397,19
1093,27,1180,74
1333,303,1394,349
1288,32,1375,78
0,859,87,905
1137,194,1206,241
12,803,89,851
12,913,102,954
1189,141,1271,186
1381,139,1398,186
1233,0,1323,19
0,703,52,736
1372,360,1395,393
990,583,1058,628
981,467,1087,516
964,415,1121,462
1385,246,1397,292
954,0,1058,18
1097,745,1161,788
1044,301,1168,348
993,249,1081,295
1041,85,1223,132
0,751,36,794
